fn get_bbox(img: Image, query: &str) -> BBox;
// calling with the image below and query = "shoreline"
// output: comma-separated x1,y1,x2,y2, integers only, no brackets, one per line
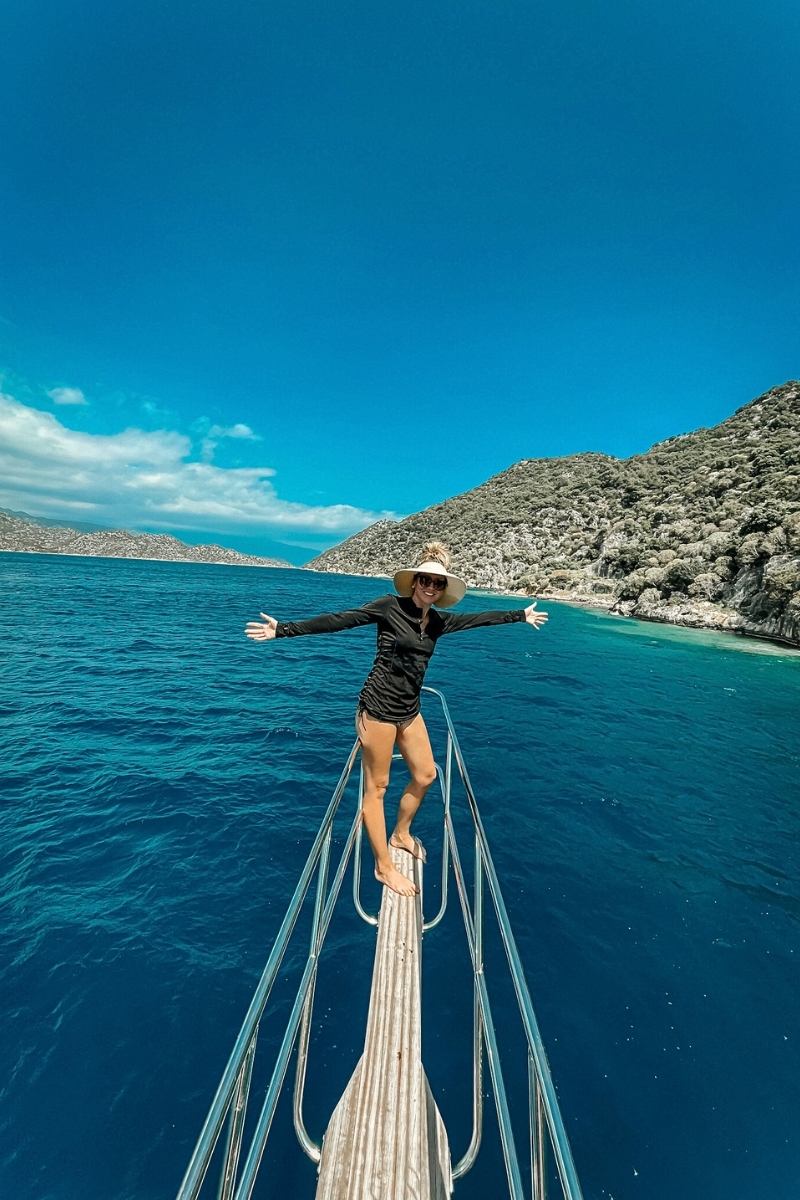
4,549,798,654
0,548,294,569
306,566,800,655
482,585,800,654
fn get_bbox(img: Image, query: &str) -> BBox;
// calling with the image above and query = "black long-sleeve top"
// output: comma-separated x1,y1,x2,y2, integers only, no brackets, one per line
276,593,526,722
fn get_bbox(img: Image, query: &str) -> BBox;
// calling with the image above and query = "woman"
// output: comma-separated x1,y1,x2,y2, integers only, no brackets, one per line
245,543,548,897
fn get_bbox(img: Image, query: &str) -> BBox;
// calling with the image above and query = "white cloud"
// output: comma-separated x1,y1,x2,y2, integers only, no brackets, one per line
200,420,261,462
0,392,397,535
139,397,178,423
209,422,259,440
47,386,87,406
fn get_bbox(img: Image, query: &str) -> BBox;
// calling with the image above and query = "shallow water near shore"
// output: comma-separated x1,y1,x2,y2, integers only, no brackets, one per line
1,552,798,1200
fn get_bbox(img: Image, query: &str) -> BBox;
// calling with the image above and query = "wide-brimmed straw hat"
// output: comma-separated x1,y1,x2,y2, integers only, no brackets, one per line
393,543,466,608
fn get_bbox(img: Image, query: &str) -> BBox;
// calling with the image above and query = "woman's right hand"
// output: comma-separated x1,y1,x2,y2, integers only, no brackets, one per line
245,613,278,641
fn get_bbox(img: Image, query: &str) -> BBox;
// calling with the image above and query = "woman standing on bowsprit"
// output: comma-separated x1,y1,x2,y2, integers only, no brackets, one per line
246,542,548,897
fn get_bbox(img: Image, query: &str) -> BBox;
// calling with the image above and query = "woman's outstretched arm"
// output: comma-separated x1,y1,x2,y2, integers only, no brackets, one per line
245,595,390,642
438,601,548,635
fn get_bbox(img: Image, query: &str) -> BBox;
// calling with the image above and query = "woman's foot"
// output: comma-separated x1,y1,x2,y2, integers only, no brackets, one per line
389,831,427,863
374,863,419,896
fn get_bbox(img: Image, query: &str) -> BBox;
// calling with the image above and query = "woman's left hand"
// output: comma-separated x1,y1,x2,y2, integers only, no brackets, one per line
523,601,549,630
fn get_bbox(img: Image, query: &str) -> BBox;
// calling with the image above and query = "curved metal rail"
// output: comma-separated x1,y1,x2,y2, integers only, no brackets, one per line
176,688,584,1200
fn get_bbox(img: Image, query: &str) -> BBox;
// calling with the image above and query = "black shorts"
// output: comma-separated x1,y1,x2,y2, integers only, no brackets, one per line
355,704,418,738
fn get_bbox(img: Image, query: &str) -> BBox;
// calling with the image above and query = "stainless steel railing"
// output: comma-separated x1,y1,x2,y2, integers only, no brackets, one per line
419,687,584,1200
176,688,584,1200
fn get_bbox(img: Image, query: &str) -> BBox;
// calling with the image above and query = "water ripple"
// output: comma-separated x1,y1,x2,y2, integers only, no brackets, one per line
1,553,798,1200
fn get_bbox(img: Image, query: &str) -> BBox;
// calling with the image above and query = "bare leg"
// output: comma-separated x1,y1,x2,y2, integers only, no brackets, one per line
357,710,418,897
392,713,436,856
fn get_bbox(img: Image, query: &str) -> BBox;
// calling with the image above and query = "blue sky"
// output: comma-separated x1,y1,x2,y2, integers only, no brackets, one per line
1,1,798,563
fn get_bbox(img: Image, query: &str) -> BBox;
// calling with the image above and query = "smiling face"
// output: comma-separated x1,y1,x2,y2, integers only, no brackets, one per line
411,571,448,608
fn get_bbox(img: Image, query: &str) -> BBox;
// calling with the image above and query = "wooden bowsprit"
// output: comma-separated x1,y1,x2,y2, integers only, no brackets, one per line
316,845,451,1199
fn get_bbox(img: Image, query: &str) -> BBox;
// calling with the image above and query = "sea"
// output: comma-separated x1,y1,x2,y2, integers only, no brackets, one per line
1,552,798,1200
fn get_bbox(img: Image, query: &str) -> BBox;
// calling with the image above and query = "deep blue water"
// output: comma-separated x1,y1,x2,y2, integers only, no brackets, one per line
1,553,798,1200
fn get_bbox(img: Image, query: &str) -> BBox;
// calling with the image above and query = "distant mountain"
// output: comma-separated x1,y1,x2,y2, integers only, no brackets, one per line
0,510,292,569
0,506,109,533
307,382,800,647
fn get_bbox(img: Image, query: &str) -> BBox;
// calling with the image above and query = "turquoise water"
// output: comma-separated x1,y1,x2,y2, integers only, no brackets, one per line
1,553,798,1200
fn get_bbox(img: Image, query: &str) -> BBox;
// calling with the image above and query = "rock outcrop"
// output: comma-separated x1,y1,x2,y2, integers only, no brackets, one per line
307,382,800,647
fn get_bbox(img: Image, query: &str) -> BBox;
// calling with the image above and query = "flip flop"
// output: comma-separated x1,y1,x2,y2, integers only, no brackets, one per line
389,834,427,863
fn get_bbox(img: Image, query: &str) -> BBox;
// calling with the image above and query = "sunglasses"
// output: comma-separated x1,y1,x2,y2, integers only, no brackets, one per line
416,573,447,590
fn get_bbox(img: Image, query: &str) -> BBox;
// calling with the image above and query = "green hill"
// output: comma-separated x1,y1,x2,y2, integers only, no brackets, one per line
308,382,800,646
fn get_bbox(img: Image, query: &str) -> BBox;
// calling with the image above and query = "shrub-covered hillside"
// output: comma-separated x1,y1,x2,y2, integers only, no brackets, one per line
308,382,800,646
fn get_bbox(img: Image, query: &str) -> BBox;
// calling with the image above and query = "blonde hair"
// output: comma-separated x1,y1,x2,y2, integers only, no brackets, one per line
416,541,451,570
